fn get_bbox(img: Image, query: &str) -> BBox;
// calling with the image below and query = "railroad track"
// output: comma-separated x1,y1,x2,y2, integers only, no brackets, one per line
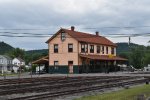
0,76,134,95
0,76,119,85
8,77,147,100
0,76,148,100
0,76,130,90
0,76,129,90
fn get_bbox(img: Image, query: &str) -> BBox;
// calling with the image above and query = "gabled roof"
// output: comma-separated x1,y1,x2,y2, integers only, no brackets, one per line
46,28,116,47
32,56,49,64
16,57,25,62
0,55,12,60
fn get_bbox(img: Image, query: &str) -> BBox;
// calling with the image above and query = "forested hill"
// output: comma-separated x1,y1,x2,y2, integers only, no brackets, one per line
0,41,47,54
0,41,14,54
116,42,142,54
25,49,48,56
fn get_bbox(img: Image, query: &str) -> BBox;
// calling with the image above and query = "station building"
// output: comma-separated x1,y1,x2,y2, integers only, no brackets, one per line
33,26,127,74
46,26,127,73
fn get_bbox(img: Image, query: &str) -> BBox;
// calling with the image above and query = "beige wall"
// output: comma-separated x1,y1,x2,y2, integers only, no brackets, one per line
48,32,79,66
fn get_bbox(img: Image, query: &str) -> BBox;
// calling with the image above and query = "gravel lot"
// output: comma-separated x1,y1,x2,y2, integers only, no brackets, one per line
0,71,150,79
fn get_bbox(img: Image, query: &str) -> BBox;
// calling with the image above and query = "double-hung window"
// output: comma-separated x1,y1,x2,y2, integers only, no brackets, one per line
61,32,66,41
68,44,73,52
111,47,114,55
90,45,94,53
54,44,58,53
81,44,88,53
97,45,100,53
102,46,104,54
106,46,108,54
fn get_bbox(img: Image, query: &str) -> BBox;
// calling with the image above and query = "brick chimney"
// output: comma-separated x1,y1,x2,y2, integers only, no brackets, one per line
95,31,99,36
71,26,75,31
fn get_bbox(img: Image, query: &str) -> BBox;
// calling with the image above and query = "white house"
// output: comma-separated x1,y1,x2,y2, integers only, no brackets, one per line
144,64,150,72
12,58,25,73
0,55,12,74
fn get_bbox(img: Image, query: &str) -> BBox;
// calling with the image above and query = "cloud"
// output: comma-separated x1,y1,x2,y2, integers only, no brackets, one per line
0,0,150,50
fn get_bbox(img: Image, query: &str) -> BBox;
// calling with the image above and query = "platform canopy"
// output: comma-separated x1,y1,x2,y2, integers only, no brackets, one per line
80,54,127,61
32,56,49,64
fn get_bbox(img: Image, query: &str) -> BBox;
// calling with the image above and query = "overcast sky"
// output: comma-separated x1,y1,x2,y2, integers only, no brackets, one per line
0,0,150,50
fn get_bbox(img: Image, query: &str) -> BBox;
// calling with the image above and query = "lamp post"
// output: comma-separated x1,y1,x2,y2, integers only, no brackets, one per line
18,63,21,79
30,62,32,78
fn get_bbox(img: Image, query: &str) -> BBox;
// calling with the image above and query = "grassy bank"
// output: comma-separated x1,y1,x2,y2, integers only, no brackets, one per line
75,85,150,100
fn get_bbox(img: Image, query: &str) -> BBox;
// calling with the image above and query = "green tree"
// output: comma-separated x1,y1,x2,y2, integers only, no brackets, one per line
8,48,25,59
130,46,145,69
119,52,129,59
144,54,150,66
143,46,150,66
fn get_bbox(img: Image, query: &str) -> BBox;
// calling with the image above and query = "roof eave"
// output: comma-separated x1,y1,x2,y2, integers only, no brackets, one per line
45,28,64,43
78,40,117,47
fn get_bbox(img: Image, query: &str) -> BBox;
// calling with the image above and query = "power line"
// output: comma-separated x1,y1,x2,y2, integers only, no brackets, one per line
0,35,49,37
0,28,50,30
0,34,150,38
83,26,150,29
1,25,150,30
0,31,150,38
0,32,51,35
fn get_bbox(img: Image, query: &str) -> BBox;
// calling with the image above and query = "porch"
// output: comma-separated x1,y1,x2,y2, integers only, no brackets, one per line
79,54,127,73
32,56,49,73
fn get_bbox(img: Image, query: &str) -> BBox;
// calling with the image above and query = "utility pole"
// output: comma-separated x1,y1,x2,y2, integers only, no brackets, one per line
18,63,21,79
30,62,32,78
128,36,131,47
128,36,131,72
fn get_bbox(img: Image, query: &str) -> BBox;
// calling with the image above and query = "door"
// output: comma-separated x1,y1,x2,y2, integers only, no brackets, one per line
68,61,73,74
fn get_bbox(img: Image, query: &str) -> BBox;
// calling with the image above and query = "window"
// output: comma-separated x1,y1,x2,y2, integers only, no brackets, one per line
81,44,88,53
102,46,104,54
68,44,73,52
90,45,94,53
54,61,59,69
0,58,2,64
7,66,11,71
111,47,114,55
97,45,100,53
81,44,85,53
54,44,58,53
85,44,88,53
61,32,66,41
106,46,108,54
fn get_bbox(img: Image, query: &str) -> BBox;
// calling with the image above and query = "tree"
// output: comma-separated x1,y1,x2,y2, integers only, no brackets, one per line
8,48,25,59
130,46,145,69
143,46,150,66
119,52,129,59
144,54,150,66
